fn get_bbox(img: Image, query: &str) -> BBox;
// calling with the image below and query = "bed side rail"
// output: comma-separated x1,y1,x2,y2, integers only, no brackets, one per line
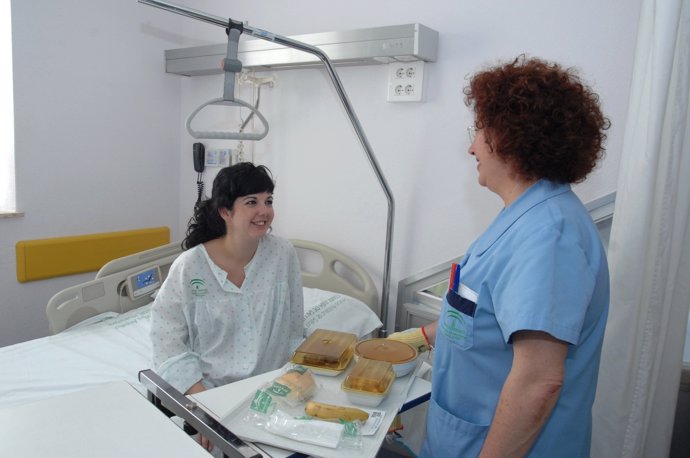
45,250,181,334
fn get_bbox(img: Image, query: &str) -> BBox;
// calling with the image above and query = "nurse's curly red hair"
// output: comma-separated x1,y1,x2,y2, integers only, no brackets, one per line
464,55,610,183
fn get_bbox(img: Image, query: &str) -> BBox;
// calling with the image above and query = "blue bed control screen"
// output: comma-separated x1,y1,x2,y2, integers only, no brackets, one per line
126,265,162,300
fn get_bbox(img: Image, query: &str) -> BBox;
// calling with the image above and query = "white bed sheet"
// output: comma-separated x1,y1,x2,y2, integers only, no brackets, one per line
1,305,153,409
0,288,381,410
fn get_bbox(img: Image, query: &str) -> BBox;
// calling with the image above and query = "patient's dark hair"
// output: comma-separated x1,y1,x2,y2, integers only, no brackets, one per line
183,162,275,249
464,55,610,183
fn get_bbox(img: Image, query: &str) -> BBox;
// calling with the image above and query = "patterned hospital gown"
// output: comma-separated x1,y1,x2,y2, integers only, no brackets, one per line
150,234,304,393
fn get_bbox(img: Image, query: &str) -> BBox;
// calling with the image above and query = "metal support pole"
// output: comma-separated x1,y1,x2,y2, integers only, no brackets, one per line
139,0,395,335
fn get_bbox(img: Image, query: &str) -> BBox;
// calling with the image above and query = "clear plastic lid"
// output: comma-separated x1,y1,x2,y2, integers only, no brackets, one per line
354,338,417,363
342,358,395,395
291,329,357,370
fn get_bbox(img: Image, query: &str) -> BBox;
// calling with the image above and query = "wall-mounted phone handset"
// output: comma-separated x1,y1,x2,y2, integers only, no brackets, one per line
193,142,205,206
193,142,205,173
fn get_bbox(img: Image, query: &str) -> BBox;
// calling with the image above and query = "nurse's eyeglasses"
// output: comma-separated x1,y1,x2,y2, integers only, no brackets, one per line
467,125,478,143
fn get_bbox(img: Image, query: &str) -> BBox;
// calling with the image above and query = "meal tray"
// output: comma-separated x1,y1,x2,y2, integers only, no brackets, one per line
218,369,416,458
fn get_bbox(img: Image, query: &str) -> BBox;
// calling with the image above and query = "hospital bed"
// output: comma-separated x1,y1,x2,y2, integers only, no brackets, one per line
0,239,383,410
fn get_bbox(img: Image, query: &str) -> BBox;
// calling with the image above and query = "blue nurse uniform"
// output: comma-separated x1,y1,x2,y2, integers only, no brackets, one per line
421,180,609,457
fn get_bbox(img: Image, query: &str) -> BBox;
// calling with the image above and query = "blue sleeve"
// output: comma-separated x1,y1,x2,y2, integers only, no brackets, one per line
493,225,595,345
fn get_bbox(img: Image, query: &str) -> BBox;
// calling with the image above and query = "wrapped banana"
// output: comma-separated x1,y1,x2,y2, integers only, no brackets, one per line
304,401,369,422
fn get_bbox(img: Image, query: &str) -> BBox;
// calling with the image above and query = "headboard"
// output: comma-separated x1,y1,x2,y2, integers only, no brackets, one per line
46,239,378,334
291,239,379,317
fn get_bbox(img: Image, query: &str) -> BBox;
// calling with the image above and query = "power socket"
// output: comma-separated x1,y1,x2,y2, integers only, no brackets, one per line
205,148,231,167
387,61,425,102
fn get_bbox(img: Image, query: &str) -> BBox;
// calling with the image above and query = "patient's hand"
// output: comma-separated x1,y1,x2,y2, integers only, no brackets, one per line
185,381,206,396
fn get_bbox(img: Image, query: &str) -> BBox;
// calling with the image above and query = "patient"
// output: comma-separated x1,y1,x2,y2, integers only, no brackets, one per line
150,162,304,445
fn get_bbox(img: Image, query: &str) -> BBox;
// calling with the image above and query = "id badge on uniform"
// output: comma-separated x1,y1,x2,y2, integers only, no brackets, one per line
440,263,478,350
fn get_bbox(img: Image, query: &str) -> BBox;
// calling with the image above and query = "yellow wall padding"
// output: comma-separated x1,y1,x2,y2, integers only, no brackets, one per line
16,227,170,283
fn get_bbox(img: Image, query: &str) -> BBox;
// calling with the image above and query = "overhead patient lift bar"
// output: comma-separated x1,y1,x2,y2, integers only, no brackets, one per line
185,21,269,141
140,0,395,335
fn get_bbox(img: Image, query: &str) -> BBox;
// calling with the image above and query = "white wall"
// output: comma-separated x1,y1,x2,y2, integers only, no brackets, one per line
1,0,186,346
1,0,642,346
173,0,642,332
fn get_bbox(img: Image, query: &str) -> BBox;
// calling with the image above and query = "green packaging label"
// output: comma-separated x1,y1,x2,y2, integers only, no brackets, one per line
267,382,292,397
249,389,273,413
342,420,359,437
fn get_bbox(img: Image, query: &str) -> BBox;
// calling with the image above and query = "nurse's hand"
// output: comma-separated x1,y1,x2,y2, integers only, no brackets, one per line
387,325,434,353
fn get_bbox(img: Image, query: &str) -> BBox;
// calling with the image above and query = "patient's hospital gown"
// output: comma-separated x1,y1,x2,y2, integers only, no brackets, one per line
150,234,304,394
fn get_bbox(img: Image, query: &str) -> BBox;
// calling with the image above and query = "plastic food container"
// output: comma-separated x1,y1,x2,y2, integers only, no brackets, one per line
290,329,357,376
354,338,418,377
341,358,395,407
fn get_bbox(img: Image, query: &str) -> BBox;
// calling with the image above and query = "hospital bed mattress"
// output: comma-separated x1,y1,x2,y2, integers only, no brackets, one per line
0,287,381,410
1,305,152,408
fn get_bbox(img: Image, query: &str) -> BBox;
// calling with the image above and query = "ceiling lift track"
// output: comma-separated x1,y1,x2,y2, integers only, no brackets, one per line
139,0,395,336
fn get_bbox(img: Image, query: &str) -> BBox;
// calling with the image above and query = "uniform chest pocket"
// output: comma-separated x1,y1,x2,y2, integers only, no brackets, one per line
439,285,477,351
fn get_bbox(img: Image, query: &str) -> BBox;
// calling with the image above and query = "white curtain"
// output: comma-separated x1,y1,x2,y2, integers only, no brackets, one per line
592,0,690,457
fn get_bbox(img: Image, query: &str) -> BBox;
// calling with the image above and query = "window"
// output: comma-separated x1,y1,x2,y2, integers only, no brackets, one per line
0,1,16,214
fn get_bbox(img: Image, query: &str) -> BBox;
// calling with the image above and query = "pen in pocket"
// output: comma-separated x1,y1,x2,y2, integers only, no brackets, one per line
449,263,460,294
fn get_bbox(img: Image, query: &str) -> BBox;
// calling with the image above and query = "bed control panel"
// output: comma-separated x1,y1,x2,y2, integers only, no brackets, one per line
125,265,162,301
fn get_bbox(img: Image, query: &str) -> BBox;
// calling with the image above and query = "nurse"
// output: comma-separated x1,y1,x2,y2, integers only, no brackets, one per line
150,162,304,448
390,55,610,457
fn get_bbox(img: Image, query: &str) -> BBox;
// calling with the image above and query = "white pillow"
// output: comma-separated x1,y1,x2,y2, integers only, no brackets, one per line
303,287,382,338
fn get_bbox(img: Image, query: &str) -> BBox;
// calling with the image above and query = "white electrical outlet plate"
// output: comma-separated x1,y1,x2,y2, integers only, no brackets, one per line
205,149,231,167
387,61,425,102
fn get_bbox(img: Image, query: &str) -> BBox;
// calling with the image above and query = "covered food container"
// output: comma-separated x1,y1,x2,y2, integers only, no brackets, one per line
341,358,395,407
290,329,357,375
354,338,418,376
